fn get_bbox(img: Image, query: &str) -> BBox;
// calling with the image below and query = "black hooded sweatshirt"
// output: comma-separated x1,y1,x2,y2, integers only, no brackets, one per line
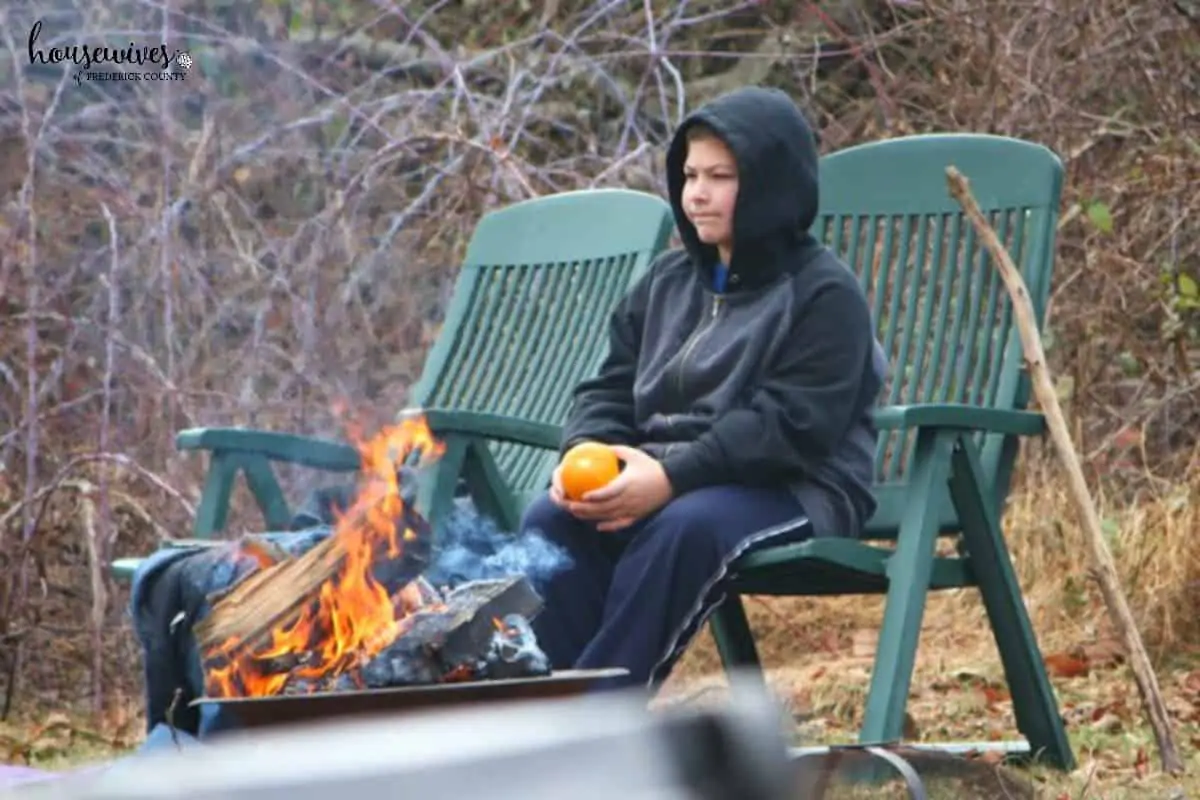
561,86,888,539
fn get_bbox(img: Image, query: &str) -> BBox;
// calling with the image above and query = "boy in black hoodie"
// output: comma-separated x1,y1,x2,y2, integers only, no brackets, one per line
523,86,889,691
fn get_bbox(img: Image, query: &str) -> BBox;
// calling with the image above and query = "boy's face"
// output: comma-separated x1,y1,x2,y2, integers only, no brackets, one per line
681,133,738,254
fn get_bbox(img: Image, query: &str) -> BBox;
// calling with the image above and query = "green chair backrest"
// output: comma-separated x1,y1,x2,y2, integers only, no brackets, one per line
816,134,1064,537
409,188,676,500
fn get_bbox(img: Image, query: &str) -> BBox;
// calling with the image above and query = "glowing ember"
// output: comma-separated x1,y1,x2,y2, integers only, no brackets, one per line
203,414,446,698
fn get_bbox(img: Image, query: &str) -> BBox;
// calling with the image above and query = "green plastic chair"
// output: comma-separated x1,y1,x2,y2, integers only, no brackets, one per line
111,187,675,580
708,134,1076,771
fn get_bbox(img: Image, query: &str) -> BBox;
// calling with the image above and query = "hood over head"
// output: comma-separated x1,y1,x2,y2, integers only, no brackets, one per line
666,86,821,284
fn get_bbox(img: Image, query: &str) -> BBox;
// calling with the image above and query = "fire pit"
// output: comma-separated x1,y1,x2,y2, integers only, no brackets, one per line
182,413,619,728
192,668,629,731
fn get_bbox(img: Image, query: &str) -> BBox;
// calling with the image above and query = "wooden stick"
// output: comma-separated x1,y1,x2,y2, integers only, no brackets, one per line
945,166,1184,775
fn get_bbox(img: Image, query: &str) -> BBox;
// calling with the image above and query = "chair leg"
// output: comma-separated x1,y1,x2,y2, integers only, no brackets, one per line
462,441,523,533
709,593,772,701
859,429,955,745
949,440,1075,771
193,451,239,537
710,593,763,674
242,455,294,531
416,438,469,535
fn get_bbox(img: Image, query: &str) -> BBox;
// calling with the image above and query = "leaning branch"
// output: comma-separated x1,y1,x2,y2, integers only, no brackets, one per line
946,165,1184,776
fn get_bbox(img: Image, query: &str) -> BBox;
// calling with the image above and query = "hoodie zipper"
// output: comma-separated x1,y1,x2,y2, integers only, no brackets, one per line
674,293,724,401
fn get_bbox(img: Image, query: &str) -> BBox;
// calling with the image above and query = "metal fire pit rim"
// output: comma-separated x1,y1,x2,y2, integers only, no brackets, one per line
189,668,629,712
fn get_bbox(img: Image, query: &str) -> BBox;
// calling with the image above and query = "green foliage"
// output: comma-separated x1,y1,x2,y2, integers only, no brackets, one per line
1084,200,1114,234
1116,351,1141,377
1171,271,1200,311
1158,267,1200,345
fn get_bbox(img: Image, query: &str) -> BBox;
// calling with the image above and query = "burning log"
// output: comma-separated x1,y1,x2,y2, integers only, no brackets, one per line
193,501,432,660
354,577,548,689
202,575,549,697
191,415,440,698
193,501,433,697
441,578,543,668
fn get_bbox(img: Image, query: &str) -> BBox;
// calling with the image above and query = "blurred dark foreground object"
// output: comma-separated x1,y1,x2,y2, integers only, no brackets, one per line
5,677,800,800
1,672,1039,800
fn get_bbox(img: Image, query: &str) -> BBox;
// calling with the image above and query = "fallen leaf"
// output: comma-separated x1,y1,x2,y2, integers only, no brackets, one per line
1044,652,1090,678
1134,747,1150,779
981,685,1011,708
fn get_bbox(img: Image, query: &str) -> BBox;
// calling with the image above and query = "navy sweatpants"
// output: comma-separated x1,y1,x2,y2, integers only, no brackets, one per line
523,485,811,692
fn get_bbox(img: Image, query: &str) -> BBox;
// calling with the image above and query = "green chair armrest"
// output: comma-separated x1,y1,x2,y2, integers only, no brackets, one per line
419,409,562,451
175,428,362,472
872,405,1045,436
176,411,561,475
110,557,144,583
176,408,558,490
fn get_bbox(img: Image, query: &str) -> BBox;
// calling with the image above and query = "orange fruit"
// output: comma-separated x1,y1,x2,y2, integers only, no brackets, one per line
559,442,620,500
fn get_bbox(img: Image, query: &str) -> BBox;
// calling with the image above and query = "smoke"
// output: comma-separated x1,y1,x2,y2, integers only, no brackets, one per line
198,486,574,599
423,503,573,594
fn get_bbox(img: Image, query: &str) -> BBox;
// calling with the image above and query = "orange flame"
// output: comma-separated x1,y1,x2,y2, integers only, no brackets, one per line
205,413,446,697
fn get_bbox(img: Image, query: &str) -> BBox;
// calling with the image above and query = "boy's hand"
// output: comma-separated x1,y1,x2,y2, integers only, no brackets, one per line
565,445,674,532
549,462,568,508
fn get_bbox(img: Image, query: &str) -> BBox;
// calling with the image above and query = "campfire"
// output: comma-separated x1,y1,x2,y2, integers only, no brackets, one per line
192,414,552,699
